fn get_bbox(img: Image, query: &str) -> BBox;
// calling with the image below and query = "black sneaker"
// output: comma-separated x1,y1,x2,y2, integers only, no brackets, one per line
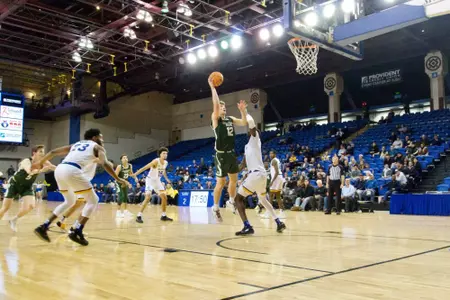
324,210,331,215
136,216,143,223
235,226,254,236
276,222,286,233
213,209,223,222
68,229,89,246
336,211,341,215
34,225,51,243
160,215,173,221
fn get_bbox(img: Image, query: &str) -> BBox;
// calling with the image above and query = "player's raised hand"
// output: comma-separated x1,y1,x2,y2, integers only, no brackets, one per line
208,76,215,89
237,100,247,112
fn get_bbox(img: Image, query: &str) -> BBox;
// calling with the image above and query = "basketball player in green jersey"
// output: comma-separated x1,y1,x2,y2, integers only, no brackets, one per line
115,154,137,218
209,77,248,222
0,145,55,232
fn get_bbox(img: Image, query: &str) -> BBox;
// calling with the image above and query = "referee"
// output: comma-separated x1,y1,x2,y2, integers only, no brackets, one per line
326,156,345,215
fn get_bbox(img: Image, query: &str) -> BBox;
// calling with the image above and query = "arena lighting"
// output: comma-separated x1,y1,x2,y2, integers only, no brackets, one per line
72,52,82,63
323,3,336,18
79,37,93,49
208,45,219,58
187,52,197,64
304,11,319,27
230,35,242,50
179,57,185,64
197,48,207,59
272,23,284,37
137,10,153,22
341,0,355,13
124,27,137,39
220,40,229,50
294,20,301,27
259,28,270,41
184,7,193,17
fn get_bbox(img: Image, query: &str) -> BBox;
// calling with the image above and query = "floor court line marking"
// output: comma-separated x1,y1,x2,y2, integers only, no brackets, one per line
237,282,267,289
216,237,270,255
89,236,334,274
221,244,450,300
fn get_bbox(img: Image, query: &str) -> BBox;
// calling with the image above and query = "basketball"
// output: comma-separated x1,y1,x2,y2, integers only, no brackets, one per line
209,72,224,87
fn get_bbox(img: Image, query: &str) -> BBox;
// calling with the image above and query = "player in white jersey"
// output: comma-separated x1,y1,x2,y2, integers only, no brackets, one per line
234,113,286,235
34,129,126,246
134,147,173,223
269,150,286,217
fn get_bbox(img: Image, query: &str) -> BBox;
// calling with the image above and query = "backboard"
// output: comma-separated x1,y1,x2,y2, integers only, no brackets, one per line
283,0,364,61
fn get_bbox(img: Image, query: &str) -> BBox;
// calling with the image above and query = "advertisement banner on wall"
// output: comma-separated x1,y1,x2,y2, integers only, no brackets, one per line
361,69,402,88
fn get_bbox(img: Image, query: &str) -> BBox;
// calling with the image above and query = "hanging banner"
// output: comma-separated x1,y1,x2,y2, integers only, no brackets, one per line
361,69,402,88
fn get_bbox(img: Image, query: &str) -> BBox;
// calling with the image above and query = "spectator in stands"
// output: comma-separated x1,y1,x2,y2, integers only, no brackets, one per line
392,137,403,150
176,180,184,190
310,157,317,168
381,175,397,202
166,183,179,205
369,141,379,156
347,142,355,156
384,154,394,168
350,165,361,179
431,134,443,146
303,146,312,159
394,152,404,164
301,157,310,170
413,157,422,173
194,183,204,190
395,169,408,189
291,179,315,211
379,146,389,159
417,143,429,156
342,159,350,175
420,134,429,146
315,180,327,211
349,157,358,168
316,167,326,180
389,132,397,144
205,181,213,189
407,161,420,180
131,183,144,204
93,183,99,193
308,167,317,180
342,178,356,212
378,116,385,124
398,124,408,134
289,152,298,166
354,174,366,200
337,144,347,157
382,164,392,178
362,173,377,201
386,110,395,123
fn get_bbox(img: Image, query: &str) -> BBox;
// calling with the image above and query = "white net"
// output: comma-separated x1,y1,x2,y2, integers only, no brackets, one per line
288,38,319,75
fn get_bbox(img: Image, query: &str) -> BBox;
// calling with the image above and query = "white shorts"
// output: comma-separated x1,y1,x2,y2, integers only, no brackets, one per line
270,176,285,192
55,163,92,194
145,177,165,194
238,171,267,197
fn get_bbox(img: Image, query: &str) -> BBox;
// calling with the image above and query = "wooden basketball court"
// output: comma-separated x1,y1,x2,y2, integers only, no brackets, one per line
0,202,449,300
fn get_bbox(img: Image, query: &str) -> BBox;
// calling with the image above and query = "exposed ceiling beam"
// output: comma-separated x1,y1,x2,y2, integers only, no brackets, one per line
0,0,27,21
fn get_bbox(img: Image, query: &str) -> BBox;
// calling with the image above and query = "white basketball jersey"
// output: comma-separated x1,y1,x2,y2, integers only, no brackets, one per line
84,162,98,180
270,157,283,178
148,159,168,179
63,140,98,173
245,132,265,173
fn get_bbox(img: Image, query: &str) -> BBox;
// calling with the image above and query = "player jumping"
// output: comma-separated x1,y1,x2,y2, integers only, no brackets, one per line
209,77,247,222
234,113,286,235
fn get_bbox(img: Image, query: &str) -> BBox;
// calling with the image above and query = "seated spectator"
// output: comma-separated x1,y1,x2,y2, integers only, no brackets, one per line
389,132,397,144
392,137,403,150
300,157,310,170
381,175,397,202
337,144,347,157
350,165,361,179
166,183,179,205
413,157,422,173
349,156,358,168
382,164,392,178
308,168,317,180
398,124,408,134
93,183,99,193
346,142,355,156
394,152,404,163
395,169,408,189
431,134,442,146
378,116,385,124
289,153,298,166
362,173,377,201
291,179,315,211
384,154,394,168
205,181,213,189
407,161,420,180
314,180,327,211
354,174,366,199
130,183,144,204
342,178,357,212
369,141,379,156
379,146,389,159
417,143,429,156
420,134,429,146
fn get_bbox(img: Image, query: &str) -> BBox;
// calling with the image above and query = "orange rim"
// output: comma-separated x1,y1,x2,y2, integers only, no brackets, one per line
288,37,317,49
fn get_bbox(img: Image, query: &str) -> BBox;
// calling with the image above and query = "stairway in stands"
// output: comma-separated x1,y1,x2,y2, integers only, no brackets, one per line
413,154,450,193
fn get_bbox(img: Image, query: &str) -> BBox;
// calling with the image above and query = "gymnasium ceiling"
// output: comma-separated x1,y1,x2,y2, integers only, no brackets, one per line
1,0,450,104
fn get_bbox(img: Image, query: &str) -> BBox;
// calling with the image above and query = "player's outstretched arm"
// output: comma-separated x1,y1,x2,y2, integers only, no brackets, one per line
36,145,72,168
115,165,121,176
134,159,156,177
210,77,221,122
247,113,257,137
230,100,248,126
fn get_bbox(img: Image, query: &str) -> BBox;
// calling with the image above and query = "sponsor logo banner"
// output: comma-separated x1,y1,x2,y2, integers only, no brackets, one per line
361,69,402,88
0,105,23,119
0,130,22,143
0,118,22,131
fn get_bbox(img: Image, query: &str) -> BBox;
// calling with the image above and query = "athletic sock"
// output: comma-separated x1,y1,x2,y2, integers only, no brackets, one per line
61,216,66,222
243,220,251,227
11,216,18,222
229,197,235,204
161,212,166,217
43,219,51,229
137,212,142,217
213,204,219,211
274,218,282,225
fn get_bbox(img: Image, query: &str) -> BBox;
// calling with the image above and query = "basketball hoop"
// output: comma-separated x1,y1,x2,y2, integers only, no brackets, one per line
288,38,319,75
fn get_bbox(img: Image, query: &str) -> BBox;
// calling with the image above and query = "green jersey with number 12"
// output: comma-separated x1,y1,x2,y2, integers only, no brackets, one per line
213,116,235,152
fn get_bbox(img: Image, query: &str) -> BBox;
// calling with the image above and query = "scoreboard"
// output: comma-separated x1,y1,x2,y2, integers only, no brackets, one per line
0,92,25,144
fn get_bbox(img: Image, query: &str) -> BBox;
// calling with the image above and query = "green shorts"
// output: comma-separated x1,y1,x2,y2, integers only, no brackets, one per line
215,152,239,178
116,183,129,205
5,180,34,199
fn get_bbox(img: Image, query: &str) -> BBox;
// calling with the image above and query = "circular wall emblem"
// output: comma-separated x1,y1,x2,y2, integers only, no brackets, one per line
426,56,442,72
325,77,337,90
250,92,259,104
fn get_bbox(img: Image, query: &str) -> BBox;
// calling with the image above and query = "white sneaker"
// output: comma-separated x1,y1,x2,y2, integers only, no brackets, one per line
226,200,236,214
278,210,286,219
116,211,123,218
9,219,17,232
